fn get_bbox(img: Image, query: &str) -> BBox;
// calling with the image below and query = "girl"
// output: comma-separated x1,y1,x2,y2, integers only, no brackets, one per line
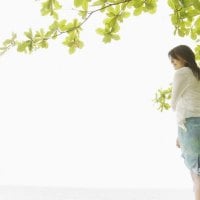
169,45,200,200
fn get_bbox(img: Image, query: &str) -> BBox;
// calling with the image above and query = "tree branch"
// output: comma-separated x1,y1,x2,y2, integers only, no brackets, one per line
49,0,132,38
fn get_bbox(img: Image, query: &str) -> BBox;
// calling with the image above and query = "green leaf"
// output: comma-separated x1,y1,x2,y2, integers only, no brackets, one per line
92,0,103,6
132,0,144,8
193,0,200,8
191,30,197,40
74,0,82,7
111,34,120,40
96,28,105,35
79,10,88,19
195,45,200,60
49,21,58,31
107,6,115,14
24,29,33,39
54,0,62,9
45,30,53,38
168,0,175,8
195,17,200,28
181,0,192,7
3,39,11,46
122,12,131,18
58,19,68,31
148,6,157,14
112,23,120,33
40,1,50,16
107,18,117,27
78,41,84,48
40,0,61,18
40,40,48,48
82,0,88,10
52,32,58,39
53,12,59,20
65,22,74,30
133,7,143,16
69,47,76,54
103,35,111,43
17,42,28,52
171,14,179,25
178,28,185,37
35,28,45,38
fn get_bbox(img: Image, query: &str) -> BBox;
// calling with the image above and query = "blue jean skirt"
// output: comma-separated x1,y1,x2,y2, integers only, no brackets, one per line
178,117,200,175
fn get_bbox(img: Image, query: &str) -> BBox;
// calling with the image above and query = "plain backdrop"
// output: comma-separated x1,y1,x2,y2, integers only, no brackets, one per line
0,0,195,189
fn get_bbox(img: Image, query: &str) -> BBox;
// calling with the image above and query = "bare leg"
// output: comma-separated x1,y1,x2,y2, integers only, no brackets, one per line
191,171,200,200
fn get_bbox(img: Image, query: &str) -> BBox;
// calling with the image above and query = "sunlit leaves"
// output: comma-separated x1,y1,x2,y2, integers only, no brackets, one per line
168,0,200,43
63,34,84,54
91,0,157,43
17,41,34,53
143,0,157,14
0,0,159,54
0,33,17,55
195,45,200,61
153,85,172,112
35,29,49,48
41,0,62,19
167,0,182,9
130,0,157,15
95,3,131,43
74,0,89,10
62,19,84,54
134,7,143,16
7,18,84,54
16,28,49,53
57,19,68,32
92,0,105,7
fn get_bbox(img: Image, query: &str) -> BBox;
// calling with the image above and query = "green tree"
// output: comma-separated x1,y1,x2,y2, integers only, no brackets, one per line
1,0,200,111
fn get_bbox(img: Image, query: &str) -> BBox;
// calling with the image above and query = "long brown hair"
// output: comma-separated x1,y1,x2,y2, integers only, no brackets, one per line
168,45,200,80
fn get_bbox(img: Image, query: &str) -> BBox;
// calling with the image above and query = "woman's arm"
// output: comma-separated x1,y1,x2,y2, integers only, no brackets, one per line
171,70,189,111
176,137,180,148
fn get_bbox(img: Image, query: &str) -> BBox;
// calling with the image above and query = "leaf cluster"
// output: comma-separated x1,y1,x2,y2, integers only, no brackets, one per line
168,0,200,42
0,19,84,55
41,0,62,19
153,85,172,112
0,0,158,55
95,0,157,43
0,33,17,55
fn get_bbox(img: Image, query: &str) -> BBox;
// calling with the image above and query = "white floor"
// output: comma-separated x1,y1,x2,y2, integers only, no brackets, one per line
0,186,194,200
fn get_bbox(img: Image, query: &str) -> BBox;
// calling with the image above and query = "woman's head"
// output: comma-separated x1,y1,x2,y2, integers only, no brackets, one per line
168,45,195,69
168,45,200,80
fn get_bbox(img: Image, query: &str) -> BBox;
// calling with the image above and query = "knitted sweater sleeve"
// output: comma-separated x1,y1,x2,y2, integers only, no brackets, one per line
171,70,189,111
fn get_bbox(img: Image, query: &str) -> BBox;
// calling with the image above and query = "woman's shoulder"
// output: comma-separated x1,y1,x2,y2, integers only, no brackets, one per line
175,67,192,76
173,67,193,82
177,66,190,72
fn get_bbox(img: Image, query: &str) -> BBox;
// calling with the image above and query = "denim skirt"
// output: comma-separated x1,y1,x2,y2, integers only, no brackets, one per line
178,117,200,175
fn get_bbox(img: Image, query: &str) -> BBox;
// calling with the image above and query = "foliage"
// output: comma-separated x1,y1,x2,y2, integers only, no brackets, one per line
153,85,172,112
168,0,200,40
1,0,200,111
0,33,17,55
0,0,158,55
156,0,200,111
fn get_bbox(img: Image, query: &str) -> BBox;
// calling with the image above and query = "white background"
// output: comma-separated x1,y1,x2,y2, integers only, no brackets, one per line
0,0,195,189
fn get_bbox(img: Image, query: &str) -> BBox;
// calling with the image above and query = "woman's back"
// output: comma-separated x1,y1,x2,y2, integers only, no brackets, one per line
176,67,200,117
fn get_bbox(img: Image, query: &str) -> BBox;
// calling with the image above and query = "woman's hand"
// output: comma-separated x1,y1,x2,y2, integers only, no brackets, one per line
176,137,180,148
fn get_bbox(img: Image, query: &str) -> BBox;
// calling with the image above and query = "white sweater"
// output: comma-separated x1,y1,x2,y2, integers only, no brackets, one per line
171,67,200,130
